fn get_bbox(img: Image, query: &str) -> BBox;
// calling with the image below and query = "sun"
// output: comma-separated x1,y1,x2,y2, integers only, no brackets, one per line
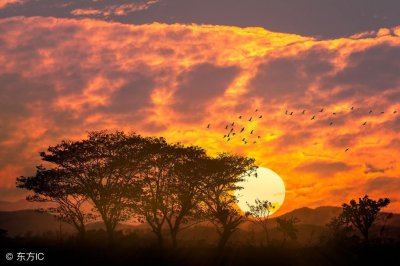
235,167,286,216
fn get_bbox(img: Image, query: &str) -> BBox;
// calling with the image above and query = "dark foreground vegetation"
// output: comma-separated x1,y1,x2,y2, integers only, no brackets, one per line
1,230,400,266
1,131,398,265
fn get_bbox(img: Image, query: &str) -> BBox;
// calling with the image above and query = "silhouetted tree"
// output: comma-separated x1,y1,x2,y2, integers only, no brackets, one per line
340,195,390,243
133,137,170,248
27,131,145,245
17,167,95,241
276,217,299,246
132,139,208,248
201,154,257,255
245,199,274,246
325,215,353,244
163,144,208,248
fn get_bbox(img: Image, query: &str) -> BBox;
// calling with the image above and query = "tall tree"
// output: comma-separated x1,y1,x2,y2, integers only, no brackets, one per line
133,140,208,248
133,137,174,248
245,199,274,246
340,195,390,243
17,166,95,241
34,131,146,245
201,154,257,254
160,144,208,248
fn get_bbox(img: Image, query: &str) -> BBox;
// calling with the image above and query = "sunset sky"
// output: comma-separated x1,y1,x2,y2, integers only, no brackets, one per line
0,0,399,215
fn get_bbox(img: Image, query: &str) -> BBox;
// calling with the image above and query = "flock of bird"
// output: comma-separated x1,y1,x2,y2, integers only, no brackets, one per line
206,106,398,152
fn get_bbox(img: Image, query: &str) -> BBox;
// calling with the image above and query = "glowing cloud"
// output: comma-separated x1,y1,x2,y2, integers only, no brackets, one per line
0,16,399,214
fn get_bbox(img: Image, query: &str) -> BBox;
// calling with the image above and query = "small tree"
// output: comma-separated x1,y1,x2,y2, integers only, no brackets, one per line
340,195,390,243
276,217,299,246
17,166,95,241
245,199,274,246
325,215,353,244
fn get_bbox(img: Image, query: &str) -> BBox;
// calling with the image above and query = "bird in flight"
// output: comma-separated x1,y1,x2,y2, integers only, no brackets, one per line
329,122,333,126
240,127,245,133
248,117,253,122
369,110,373,114
253,141,257,144
255,109,259,112
207,124,210,128
302,110,306,114
257,136,261,139
332,112,336,115
290,112,293,115
320,108,324,112
311,115,315,120
345,148,350,152
259,115,263,119
231,122,235,126
381,111,385,114
362,122,367,126
250,130,254,134
285,110,288,115
225,125,228,129
351,107,354,110
238,115,242,119
394,110,398,114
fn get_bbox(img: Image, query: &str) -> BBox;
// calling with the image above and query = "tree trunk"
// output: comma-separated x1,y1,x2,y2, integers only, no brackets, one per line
281,232,287,247
171,229,178,249
217,230,231,255
105,222,115,247
263,224,270,246
156,231,164,249
363,230,369,244
77,226,86,243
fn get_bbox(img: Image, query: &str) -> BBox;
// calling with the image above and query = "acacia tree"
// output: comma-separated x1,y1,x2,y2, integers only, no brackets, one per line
276,217,299,246
33,131,146,245
163,144,209,248
245,199,274,246
133,140,208,248
17,166,95,241
340,195,390,243
201,153,257,254
133,138,176,248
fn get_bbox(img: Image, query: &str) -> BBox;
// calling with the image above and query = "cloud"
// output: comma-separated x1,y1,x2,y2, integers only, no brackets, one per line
364,163,390,174
0,0,24,9
365,176,400,193
173,63,239,119
295,161,355,177
71,0,160,17
248,48,335,104
325,43,400,100
0,16,400,213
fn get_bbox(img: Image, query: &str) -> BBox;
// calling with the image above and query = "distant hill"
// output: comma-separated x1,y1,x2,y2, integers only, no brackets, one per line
0,210,75,237
0,200,54,212
273,206,342,226
0,206,398,241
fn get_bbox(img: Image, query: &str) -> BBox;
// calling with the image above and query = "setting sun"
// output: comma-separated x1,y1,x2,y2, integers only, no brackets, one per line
236,167,286,216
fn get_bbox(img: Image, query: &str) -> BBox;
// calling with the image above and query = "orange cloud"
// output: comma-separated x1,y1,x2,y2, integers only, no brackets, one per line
0,0,24,9
0,16,399,214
